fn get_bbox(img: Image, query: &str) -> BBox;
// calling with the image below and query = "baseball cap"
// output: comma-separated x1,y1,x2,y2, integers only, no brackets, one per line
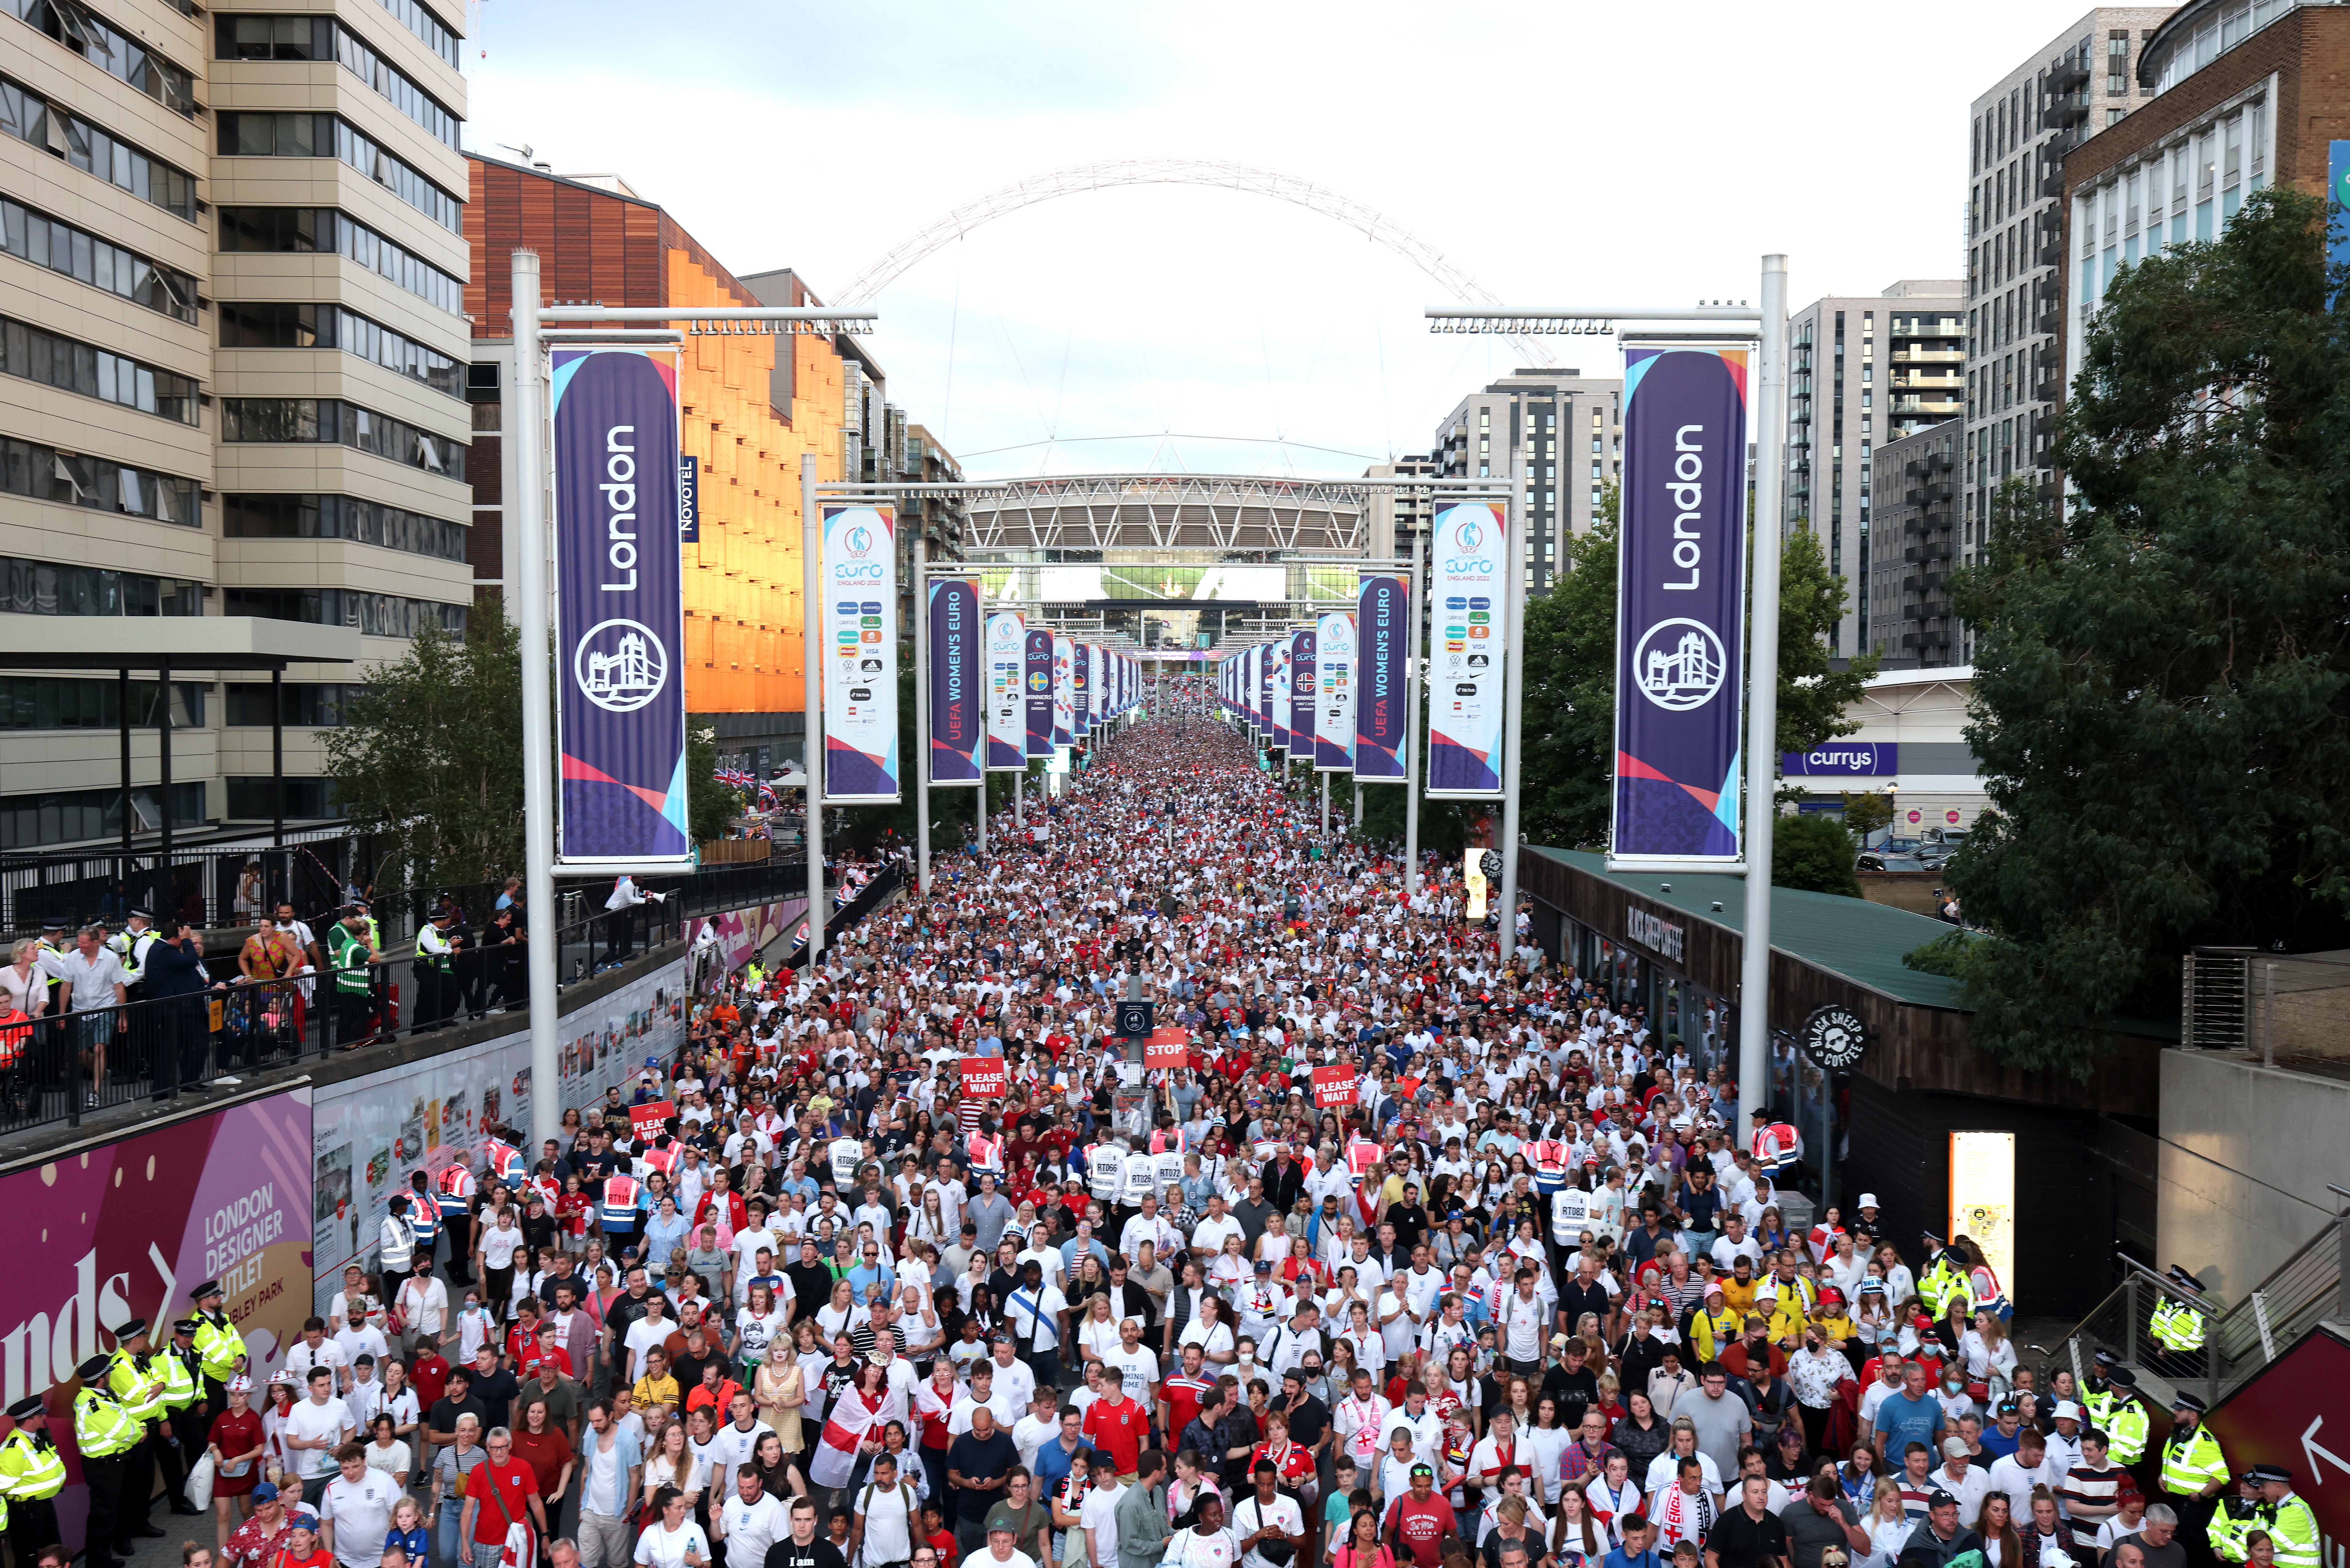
251,1482,280,1503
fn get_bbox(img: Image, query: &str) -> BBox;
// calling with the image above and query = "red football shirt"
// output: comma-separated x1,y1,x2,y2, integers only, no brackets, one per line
1384,1493,1458,1568
1081,1392,1144,1475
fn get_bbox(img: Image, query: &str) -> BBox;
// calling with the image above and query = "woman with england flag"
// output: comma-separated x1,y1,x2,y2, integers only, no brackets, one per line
808,1359,892,1499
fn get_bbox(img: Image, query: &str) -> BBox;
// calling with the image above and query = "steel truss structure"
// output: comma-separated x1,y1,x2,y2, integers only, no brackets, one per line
960,474,1370,555
833,157,1558,368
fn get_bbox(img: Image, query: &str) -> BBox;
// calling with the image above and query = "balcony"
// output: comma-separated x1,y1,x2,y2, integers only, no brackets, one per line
2032,409,2055,439
1918,597,1952,620
1890,397,1965,419
2036,343,2064,370
2037,237,2065,268
2039,168,2067,200
2043,93,2089,130
1904,541,1954,565
2048,58,2089,93
2033,373,2063,403
1901,628,1953,652
1891,346,1965,364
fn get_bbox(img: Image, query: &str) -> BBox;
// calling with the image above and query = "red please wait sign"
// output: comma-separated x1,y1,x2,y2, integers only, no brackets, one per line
630,1100,676,1138
1312,1064,1356,1108
960,1057,1008,1097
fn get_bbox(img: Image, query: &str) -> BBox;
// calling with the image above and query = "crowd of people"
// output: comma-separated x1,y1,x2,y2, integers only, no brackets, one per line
17,682,2320,1568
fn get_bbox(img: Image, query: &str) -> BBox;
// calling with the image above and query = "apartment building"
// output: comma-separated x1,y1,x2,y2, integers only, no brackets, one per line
1,0,472,850
1361,454,1435,567
1865,418,1962,667
1783,282,1965,657
1428,368,1621,595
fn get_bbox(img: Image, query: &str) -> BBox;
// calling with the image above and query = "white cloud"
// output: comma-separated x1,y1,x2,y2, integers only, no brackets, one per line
464,0,2055,478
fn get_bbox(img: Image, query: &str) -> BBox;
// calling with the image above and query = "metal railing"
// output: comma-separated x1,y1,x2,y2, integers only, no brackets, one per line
2053,1196,2350,1410
0,858,812,1138
2182,946,2253,1049
3,825,366,945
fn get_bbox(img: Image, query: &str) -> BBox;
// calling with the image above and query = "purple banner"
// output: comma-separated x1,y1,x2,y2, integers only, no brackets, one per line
1256,641,1274,738
551,347,690,865
1612,345,1751,865
1025,627,1055,757
1289,627,1315,753
1356,572,1409,780
928,578,982,786
1072,638,1092,740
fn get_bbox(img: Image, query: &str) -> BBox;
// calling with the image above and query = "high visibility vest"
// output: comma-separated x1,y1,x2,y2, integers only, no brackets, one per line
106,1349,166,1420
437,1165,477,1216
2261,1494,2322,1568
1345,1138,1384,1180
2208,1499,2257,1564
1751,1122,1802,1164
0,1008,29,1070
2159,1423,2228,1496
486,1140,526,1182
1086,1144,1124,1201
1527,1139,1571,1193
968,1130,1004,1171
407,1194,441,1246
72,1389,142,1457
158,1345,200,1409
192,1311,248,1383
2151,1299,2207,1351
1922,1260,1969,1320
328,926,373,995
639,1145,680,1178
600,1174,642,1229
416,923,454,971
0,1428,68,1498
2105,1400,2150,1466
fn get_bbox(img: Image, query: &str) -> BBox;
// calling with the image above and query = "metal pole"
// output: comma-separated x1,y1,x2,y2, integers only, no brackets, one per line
2263,962,2276,1068
117,669,131,891
976,763,987,858
1498,423,1526,965
158,655,172,916
1737,253,1791,1128
510,249,563,1151
801,454,827,962
1321,770,1330,835
1405,532,1425,896
1015,770,1024,830
913,542,931,896
271,666,285,852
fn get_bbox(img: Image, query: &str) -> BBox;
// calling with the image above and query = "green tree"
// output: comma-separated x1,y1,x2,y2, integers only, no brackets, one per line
1774,524,1878,755
684,721,740,845
323,603,525,890
1839,790,1894,842
1773,812,1862,897
1920,188,2350,1075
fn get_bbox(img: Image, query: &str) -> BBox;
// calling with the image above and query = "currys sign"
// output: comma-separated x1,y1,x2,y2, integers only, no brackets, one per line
1781,742,1898,777
1610,344,1751,870
551,347,690,868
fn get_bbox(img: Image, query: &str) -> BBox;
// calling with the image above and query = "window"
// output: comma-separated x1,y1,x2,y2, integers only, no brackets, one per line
0,75,199,220
3,0,199,116
372,0,459,68
0,782,205,850
220,398,468,479
0,677,203,730
215,13,458,146
1,315,201,423
0,196,199,323
218,302,463,397
217,207,464,316
225,681,367,726
225,776,339,819
0,437,201,524
223,493,467,562
214,112,463,232
0,555,202,616
224,586,466,638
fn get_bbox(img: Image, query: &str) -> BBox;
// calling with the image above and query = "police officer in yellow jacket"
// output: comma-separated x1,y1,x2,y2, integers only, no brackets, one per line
153,1318,206,1513
103,1319,169,1545
1,1393,67,1568
189,1278,249,1410
2208,1473,2260,1565
2102,1366,2152,1467
74,1352,146,1566
2251,1463,2320,1568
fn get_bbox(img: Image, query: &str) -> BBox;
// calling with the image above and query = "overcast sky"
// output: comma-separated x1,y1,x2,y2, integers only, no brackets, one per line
463,0,2060,479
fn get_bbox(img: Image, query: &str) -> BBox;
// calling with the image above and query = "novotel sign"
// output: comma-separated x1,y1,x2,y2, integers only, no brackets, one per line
1781,742,1898,777
1624,906,1687,963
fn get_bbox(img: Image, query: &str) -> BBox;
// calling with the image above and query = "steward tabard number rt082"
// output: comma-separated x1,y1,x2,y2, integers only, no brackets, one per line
1799,1004,1869,1070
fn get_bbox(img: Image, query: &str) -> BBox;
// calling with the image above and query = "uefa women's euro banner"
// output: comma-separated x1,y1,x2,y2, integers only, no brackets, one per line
928,578,982,785
0,1087,312,1541
1611,344,1750,868
1354,573,1409,780
552,347,691,868
821,504,899,803
1427,500,1507,796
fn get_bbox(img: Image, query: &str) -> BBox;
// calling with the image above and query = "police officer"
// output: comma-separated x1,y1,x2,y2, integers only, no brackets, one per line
190,1278,251,1410
74,1351,146,1565
2101,1366,2151,1471
2208,1472,2259,1565
2150,1266,2210,1378
2082,1347,2122,1429
2159,1391,2230,1568
327,906,375,1047
0,1393,67,1568
105,1319,169,1539
106,905,159,1082
2251,1462,2319,1568
414,906,459,1031
436,1151,479,1284
155,1317,208,1513
33,918,69,1087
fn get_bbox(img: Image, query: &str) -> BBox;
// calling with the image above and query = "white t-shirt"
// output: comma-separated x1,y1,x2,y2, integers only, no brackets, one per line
1166,1526,1240,1568
624,1318,676,1382
480,1225,526,1270
716,1491,788,1565
1230,1494,1303,1568
962,1553,1040,1568
633,1521,711,1568
287,1396,355,1479
1102,1345,1159,1404
318,1466,402,1567
855,1475,921,1562
1079,1482,1125,1567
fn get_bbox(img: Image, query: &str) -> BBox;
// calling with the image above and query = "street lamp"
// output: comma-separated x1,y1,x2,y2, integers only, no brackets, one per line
1423,258,1787,1126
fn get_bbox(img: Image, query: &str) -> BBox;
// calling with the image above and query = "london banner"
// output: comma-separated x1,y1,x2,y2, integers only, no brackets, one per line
1025,627,1055,758
1427,501,1506,796
820,503,899,802
1355,573,1408,780
1257,640,1275,739
551,346,692,868
1071,638,1091,740
1611,344,1750,867
928,577,982,786
986,611,1026,769
1315,609,1355,771
1289,626,1316,757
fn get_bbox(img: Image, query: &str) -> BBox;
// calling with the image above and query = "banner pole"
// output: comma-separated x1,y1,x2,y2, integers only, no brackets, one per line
1738,253,1791,1128
1499,430,1526,966
1405,532,1425,897
511,248,561,1151
976,752,988,860
801,454,826,962
914,541,931,896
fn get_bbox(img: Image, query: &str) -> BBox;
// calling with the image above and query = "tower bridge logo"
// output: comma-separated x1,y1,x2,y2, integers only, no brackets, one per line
1630,618,1726,712
574,619,670,713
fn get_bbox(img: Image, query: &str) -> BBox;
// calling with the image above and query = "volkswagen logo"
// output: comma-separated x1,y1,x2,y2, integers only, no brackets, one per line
574,619,670,713
1630,618,1728,712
